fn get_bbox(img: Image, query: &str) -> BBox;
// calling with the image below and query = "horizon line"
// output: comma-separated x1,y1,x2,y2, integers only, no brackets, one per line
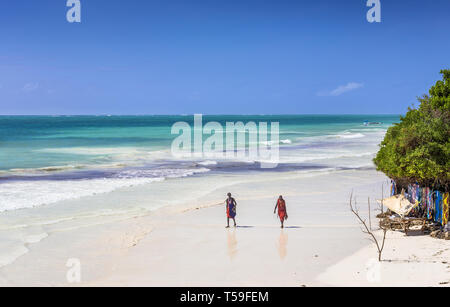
0,113,402,117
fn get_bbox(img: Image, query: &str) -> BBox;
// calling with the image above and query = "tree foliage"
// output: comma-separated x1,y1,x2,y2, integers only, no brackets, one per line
374,70,450,190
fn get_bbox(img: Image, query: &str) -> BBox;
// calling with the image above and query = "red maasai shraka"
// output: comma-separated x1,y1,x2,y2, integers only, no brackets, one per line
277,199,286,222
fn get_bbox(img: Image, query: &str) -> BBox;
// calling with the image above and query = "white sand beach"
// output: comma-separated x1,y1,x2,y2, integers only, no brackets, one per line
317,230,450,287
1,168,448,287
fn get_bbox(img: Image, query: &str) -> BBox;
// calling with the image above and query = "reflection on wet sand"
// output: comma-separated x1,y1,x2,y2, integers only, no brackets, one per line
227,229,237,260
278,230,288,260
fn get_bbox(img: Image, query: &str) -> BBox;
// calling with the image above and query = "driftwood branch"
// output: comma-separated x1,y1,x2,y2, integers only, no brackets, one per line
350,191,388,262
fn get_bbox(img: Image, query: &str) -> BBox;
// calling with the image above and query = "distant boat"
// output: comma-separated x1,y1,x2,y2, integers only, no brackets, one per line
364,121,382,126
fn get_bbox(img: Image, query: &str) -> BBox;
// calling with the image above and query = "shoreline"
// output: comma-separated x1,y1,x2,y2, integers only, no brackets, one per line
0,168,448,286
0,168,383,286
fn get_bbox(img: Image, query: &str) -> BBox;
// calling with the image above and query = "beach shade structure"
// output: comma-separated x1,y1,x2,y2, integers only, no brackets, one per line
377,195,418,218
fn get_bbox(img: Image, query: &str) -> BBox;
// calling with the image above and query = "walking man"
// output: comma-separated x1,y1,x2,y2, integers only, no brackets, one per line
274,195,288,228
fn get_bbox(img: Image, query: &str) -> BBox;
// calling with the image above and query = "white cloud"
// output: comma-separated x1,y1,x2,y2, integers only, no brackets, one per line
318,82,364,97
23,82,39,92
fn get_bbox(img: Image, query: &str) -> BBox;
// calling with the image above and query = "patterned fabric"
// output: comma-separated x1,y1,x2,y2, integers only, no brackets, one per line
415,185,421,205
427,188,433,220
407,184,412,203
277,199,287,222
420,188,426,209
435,191,442,224
226,198,236,218
391,180,397,196
443,193,449,226
388,179,448,222
407,184,422,216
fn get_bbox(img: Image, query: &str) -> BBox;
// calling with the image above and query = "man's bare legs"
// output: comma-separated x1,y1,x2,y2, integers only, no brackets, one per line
226,218,237,228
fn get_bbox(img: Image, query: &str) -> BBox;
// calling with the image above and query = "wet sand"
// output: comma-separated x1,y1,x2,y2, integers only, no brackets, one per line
1,169,447,286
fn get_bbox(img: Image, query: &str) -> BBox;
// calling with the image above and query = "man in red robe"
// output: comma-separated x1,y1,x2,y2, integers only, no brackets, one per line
274,195,288,228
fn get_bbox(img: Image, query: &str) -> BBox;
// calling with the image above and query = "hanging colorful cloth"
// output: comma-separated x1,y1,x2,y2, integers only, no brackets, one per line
424,188,427,215
435,191,442,224
420,188,425,209
413,185,420,212
391,180,396,196
427,188,433,220
408,185,413,214
412,185,419,215
415,185,421,204
442,193,449,226
409,184,415,204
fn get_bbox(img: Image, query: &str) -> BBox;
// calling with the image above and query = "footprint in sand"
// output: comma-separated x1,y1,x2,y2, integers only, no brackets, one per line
433,250,445,257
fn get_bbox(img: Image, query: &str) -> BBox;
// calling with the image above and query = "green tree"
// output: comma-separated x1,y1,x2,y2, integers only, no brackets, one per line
374,70,450,190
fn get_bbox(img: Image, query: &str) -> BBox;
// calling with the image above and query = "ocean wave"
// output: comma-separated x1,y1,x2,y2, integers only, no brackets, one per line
329,132,365,139
279,151,376,163
295,129,386,144
260,139,293,145
113,168,210,179
8,165,86,173
0,167,210,212
197,161,218,166
2,163,128,177
34,147,171,161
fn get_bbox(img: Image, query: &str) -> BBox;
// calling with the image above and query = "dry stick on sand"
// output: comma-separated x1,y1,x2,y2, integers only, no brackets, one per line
350,191,388,262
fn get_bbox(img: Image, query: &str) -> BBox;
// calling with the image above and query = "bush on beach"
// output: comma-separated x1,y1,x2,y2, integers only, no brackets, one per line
374,70,450,190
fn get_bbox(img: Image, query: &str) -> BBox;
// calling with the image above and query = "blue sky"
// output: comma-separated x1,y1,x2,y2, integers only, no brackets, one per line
0,0,449,115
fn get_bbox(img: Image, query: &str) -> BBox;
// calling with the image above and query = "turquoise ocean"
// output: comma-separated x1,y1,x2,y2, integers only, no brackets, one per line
0,115,398,212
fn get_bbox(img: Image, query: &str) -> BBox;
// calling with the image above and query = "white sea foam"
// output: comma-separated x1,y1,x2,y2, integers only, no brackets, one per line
260,139,292,145
296,129,385,143
279,151,376,164
114,168,210,179
0,178,155,212
197,161,218,166
330,132,365,139
35,146,146,155
0,168,210,212
34,147,172,164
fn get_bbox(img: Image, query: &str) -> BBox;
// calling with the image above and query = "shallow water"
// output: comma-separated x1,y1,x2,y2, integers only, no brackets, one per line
0,115,398,212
